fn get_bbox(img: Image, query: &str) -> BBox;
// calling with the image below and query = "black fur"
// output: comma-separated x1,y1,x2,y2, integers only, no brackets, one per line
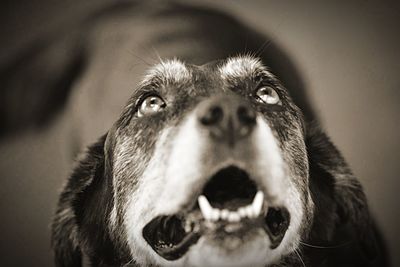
18,2,385,266
52,124,388,266
51,135,128,266
304,124,388,266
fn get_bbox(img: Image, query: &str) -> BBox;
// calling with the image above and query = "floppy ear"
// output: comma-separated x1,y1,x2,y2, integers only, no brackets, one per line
305,123,388,266
0,32,86,136
51,134,120,266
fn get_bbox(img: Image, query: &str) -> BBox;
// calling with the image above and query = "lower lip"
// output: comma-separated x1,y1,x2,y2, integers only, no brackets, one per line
142,206,290,261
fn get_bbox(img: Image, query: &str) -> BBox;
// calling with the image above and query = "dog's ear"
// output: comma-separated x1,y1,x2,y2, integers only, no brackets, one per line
0,31,86,137
51,133,120,266
306,123,387,266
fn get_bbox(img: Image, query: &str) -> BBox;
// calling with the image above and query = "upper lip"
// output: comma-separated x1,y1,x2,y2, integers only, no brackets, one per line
142,165,290,261
178,162,264,213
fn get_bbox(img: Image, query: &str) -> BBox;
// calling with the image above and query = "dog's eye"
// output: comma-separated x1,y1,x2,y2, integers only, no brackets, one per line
137,95,166,117
255,86,280,105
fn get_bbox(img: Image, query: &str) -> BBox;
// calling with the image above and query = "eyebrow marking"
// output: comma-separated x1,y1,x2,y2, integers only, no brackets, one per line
141,58,191,87
219,55,267,80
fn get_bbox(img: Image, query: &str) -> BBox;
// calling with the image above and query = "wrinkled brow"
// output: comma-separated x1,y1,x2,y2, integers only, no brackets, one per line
218,55,269,81
139,59,192,87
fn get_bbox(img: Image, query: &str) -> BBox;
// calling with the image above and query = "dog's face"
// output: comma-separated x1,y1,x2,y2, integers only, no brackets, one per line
105,55,314,266
8,2,382,266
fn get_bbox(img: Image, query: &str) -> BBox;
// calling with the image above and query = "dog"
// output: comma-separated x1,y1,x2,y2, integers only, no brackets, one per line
0,1,387,266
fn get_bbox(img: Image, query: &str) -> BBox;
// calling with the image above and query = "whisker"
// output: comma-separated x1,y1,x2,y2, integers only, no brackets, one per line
133,41,161,64
294,248,306,267
122,258,135,267
243,35,248,55
127,49,152,67
255,11,290,58
255,38,273,57
300,241,352,249
151,45,163,64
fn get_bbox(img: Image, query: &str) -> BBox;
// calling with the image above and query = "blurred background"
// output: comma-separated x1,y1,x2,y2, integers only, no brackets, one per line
0,0,398,266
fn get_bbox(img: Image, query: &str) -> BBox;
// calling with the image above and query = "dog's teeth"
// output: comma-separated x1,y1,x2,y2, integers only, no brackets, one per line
252,191,264,217
220,209,229,220
238,207,247,218
184,220,192,232
198,195,213,220
211,208,220,221
193,223,200,233
199,191,264,222
245,205,255,218
227,212,241,222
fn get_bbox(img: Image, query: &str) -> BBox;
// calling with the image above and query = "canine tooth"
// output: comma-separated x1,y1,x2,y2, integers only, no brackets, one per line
245,205,255,218
220,209,229,220
211,209,220,221
193,223,200,233
184,221,192,233
198,195,213,220
238,207,247,218
251,191,264,217
227,212,241,222
252,191,264,217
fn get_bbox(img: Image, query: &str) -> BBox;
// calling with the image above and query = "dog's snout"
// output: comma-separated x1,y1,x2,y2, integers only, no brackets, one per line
237,105,257,126
198,96,256,145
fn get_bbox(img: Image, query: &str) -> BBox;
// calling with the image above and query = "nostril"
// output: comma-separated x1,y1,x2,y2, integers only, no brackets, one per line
200,106,224,126
237,106,256,126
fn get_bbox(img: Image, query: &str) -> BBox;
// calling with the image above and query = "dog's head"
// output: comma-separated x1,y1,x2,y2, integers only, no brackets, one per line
105,56,313,266
52,54,384,267
54,55,315,266
0,1,384,265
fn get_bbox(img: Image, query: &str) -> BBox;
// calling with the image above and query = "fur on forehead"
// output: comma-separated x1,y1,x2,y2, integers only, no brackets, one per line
219,55,268,80
140,58,191,87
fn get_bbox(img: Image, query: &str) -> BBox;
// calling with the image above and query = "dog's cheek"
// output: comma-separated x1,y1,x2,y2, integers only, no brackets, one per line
111,126,175,264
120,114,211,265
272,116,315,242
253,117,311,257
284,124,312,209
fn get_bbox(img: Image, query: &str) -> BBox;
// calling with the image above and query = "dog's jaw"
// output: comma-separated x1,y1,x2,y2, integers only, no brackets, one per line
119,112,308,266
104,55,315,266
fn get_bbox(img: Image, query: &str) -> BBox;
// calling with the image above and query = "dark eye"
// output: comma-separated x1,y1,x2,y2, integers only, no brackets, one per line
255,86,280,105
137,95,166,117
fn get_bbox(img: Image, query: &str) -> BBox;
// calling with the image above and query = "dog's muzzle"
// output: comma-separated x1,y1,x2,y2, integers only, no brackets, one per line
198,95,257,146
142,96,290,261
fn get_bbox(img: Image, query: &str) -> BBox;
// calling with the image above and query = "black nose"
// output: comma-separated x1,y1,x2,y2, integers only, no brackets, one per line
198,95,257,145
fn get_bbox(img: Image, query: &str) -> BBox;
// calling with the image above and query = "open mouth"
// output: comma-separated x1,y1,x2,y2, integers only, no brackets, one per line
142,166,290,260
